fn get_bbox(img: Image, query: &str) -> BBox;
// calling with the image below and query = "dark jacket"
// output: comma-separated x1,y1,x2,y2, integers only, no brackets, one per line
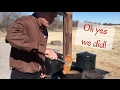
5,13,48,73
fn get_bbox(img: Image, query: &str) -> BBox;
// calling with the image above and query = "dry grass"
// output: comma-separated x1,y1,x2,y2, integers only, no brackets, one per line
0,26,120,79
47,27,120,79
0,31,6,40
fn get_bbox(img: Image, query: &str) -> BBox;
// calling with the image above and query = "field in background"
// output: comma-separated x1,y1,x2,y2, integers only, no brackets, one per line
46,26,120,79
0,25,120,79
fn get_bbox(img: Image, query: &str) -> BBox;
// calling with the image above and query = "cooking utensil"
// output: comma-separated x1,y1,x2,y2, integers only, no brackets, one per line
46,57,69,65
56,58,69,65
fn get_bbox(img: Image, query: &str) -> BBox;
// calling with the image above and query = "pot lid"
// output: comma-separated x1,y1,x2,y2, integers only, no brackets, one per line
76,51,96,57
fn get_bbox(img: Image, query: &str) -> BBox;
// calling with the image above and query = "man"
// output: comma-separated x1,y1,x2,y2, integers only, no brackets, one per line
5,12,63,79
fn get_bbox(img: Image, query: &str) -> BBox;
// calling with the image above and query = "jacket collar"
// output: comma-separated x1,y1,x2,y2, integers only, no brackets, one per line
32,12,44,29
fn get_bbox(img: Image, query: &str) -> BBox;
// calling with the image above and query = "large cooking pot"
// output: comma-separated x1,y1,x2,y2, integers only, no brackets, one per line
76,51,96,70
62,67,83,79
45,53,63,75
53,66,83,79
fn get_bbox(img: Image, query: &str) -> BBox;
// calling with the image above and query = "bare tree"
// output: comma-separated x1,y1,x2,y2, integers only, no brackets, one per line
0,12,79,32
72,20,79,27
48,15,63,30
48,15,79,31
0,12,26,31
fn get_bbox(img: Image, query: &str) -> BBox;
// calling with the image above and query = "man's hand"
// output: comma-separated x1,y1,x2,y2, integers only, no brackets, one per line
40,66,46,79
44,48,58,60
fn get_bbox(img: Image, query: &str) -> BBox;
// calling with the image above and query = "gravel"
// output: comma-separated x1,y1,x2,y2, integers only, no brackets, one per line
0,40,11,79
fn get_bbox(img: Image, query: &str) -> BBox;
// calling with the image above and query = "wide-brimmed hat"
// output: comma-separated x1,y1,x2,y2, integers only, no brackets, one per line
56,12,67,17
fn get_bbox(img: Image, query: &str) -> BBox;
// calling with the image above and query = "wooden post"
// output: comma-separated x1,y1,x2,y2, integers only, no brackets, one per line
63,12,72,59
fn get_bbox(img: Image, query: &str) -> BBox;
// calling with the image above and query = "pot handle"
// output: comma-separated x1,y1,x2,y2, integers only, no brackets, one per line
90,59,94,61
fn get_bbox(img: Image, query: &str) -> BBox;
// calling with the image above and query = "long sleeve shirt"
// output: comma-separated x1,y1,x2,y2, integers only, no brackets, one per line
5,14,48,73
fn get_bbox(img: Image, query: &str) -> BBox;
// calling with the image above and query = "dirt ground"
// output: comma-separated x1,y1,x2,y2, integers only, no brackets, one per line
46,27,120,79
0,26,120,79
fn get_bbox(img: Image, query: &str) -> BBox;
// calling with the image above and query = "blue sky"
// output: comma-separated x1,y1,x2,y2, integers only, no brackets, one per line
25,12,120,24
